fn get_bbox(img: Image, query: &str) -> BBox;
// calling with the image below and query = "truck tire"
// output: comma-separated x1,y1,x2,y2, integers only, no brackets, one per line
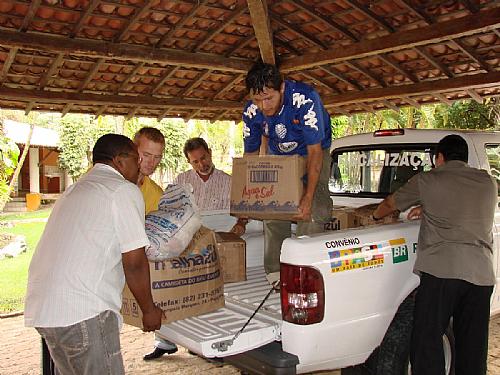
341,294,455,375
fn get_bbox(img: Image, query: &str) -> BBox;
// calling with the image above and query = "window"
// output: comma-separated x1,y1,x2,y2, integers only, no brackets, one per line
330,145,436,197
485,144,499,197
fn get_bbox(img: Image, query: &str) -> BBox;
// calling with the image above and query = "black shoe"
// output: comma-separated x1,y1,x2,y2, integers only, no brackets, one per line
143,346,178,360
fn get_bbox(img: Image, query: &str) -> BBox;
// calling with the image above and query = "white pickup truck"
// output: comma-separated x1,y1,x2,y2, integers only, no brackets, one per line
157,128,500,375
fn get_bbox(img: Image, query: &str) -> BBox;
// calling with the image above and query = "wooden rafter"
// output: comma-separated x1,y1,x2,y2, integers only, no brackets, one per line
214,110,230,122
0,29,252,73
115,62,145,94
71,0,101,38
213,74,243,99
414,46,453,78
401,96,421,108
382,99,399,112
225,34,254,57
24,101,35,115
280,9,500,71
61,103,73,117
461,0,480,13
96,105,106,117
79,58,104,92
321,71,500,106
319,66,364,91
451,39,492,72
301,71,341,94
19,0,41,32
155,0,209,48
291,0,358,42
466,89,483,103
185,109,201,122
149,66,179,96
344,60,386,87
180,70,212,96
0,47,18,83
248,0,276,64
378,54,419,83
194,5,247,52
115,0,155,42
270,11,327,50
344,0,394,33
435,93,453,106
125,107,139,121
39,53,65,89
396,0,434,24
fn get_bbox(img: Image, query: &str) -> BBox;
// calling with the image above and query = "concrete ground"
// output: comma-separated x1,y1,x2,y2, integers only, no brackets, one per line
1,313,499,374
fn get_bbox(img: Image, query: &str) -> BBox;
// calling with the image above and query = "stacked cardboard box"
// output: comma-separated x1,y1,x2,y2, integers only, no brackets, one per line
353,203,400,226
324,206,360,231
230,155,306,220
121,226,224,329
215,232,246,283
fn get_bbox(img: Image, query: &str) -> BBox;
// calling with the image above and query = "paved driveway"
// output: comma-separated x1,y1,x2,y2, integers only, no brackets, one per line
1,313,499,374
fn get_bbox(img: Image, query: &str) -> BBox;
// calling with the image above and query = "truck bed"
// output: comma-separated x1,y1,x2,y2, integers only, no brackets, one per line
156,266,282,358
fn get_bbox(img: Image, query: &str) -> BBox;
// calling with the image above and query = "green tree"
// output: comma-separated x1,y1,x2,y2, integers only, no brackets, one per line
0,123,20,209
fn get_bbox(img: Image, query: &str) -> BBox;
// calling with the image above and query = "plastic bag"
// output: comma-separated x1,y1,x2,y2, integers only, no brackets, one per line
145,183,201,261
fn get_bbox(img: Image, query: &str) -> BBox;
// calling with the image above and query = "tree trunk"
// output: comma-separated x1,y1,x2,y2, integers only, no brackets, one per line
0,122,35,211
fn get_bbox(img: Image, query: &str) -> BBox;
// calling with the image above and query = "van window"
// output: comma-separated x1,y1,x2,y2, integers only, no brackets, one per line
330,145,435,197
485,144,499,197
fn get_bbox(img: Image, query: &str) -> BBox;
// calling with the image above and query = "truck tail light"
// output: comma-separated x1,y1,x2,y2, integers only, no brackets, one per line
373,129,405,137
280,263,324,325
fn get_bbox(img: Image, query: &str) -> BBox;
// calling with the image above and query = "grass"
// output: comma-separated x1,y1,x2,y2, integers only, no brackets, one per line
0,206,53,221
0,211,50,313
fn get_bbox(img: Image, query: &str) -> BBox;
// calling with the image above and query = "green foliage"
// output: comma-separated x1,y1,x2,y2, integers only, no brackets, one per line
0,127,20,205
57,114,115,180
434,100,497,130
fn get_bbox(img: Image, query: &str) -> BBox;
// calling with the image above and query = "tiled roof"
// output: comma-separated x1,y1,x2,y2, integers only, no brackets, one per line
0,0,498,121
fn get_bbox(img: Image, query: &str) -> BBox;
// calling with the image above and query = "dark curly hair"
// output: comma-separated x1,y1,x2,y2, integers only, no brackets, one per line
245,62,283,94
436,134,468,162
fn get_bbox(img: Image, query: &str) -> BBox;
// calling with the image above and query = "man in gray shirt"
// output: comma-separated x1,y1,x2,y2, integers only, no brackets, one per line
373,134,497,375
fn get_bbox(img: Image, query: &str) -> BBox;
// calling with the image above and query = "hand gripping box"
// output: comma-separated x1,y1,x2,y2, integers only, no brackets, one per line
121,226,224,328
215,232,246,283
230,155,306,220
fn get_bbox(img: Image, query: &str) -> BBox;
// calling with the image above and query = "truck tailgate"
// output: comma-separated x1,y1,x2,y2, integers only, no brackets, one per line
155,266,282,357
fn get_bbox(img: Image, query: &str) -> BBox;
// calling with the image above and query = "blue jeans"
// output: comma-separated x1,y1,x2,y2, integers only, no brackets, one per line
37,310,125,375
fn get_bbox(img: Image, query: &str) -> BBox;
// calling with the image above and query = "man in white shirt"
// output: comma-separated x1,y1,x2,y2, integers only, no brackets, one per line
25,134,163,375
174,137,247,234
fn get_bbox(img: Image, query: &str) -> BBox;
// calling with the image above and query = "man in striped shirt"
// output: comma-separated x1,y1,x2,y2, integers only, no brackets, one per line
174,137,247,235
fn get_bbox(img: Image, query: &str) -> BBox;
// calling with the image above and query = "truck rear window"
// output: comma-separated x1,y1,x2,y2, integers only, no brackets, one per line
330,144,435,197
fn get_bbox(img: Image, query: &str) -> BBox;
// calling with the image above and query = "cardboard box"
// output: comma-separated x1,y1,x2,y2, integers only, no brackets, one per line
324,206,360,231
121,226,224,328
353,203,400,226
215,232,246,283
230,155,306,220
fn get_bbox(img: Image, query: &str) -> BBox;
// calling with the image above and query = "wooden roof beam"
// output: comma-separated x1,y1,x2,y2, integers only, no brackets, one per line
115,62,145,94
378,54,419,83
461,0,480,14
71,0,101,38
61,103,73,117
125,107,139,121
225,34,254,57
466,89,484,103
402,96,421,109
79,58,105,92
213,110,230,122
451,39,491,72
213,74,243,99
396,0,434,24
344,60,386,87
185,109,201,122
248,0,276,64
180,70,212,96
414,46,453,78
301,71,342,94
270,11,327,50
19,0,41,32
382,100,400,112
0,47,18,84
155,0,209,48
24,101,35,116
281,8,500,71
149,66,179,96
343,0,394,33
194,5,247,52
95,105,106,117
0,86,244,110
321,71,500,106
435,93,453,106
39,53,65,89
318,66,364,91
115,0,155,42
290,0,358,42
0,29,253,73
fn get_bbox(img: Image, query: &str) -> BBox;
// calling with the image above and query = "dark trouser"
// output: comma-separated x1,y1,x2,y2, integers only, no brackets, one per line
411,273,493,375
263,148,333,274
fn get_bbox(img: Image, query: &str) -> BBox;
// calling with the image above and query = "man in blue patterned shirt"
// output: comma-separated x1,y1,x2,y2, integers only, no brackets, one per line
242,62,333,277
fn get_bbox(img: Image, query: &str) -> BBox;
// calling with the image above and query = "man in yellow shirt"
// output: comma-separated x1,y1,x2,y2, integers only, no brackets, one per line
134,127,179,360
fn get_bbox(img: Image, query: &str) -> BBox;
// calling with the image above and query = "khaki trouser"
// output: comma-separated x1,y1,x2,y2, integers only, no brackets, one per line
263,148,333,274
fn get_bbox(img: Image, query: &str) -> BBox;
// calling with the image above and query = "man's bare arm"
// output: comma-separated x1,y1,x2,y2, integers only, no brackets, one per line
293,143,322,221
122,248,163,331
373,195,398,220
